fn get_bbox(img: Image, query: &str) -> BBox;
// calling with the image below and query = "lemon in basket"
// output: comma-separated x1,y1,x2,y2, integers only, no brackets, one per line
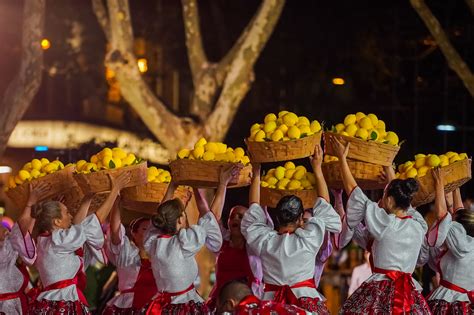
396,151,469,179
261,163,315,191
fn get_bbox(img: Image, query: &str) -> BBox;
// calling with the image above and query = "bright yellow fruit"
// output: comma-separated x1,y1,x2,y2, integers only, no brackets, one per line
439,155,449,167
241,156,250,165
284,161,296,169
367,114,379,127
355,112,366,122
254,130,266,142
202,151,214,161
102,148,113,157
283,113,298,127
340,131,350,136
277,124,289,134
76,160,87,171
293,168,306,180
263,121,277,133
406,168,418,178
19,170,31,181
111,158,122,168
264,113,277,123
123,154,136,166
287,126,301,139
271,129,284,141
299,125,312,136
306,172,316,185
204,142,219,154
344,114,357,126
15,175,23,185
426,155,441,167
285,169,296,179
335,123,345,133
417,166,430,177
41,158,50,166
195,137,207,148
278,110,289,118
277,178,291,190
30,169,41,179
192,146,205,159
178,149,190,159
275,166,286,180
298,116,310,126
112,148,127,159
267,176,278,186
355,128,369,140
234,147,245,158
459,153,468,160
449,154,461,164
31,159,42,171
310,120,322,133
216,143,227,154
148,166,159,177
102,156,113,169
288,180,301,190
414,157,426,169
414,153,426,160
261,181,269,188
445,151,456,158
385,132,399,145
301,179,312,189
226,151,236,162
43,163,58,173
23,162,32,171
345,124,358,137
250,123,261,133
377,120,386,130
359,117,373,130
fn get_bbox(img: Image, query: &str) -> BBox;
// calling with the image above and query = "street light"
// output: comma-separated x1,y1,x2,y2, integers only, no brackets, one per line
436,124,456,132
332,77,345,85
137,58,148,73
41,38,51,50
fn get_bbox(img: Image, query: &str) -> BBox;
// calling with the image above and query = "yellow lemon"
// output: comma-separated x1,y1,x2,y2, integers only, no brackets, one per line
111,158,122,168
275,166,286,180
287,126,301,139
285,169,296,179
226,151,236,162
264,113,277,123
355,112,366,122
89,155,98,164
306,172,316,185
449,154,461,164
254,130,266,142
250,123,262,133
284,161,296,169
355,128,369,140
8,176,16,188
102,156,113,169
19,170,31,181
301,179,312,189
194,137,207,148
335,123,345,133
344,114,357,126
123,153,136,166
147,173,156,182
445,151,456,158
249,128,260,140
204,142,219,154
41,158,50,166
417,166,430,177
261,181,269,188
277,178,291,190
367,113,379,127
426,155,441,167
43,163,58,173
30,169,41,179
283,112,298,127
288,180,301,190
299,125,312,136
234,147,245,159
414,153,426,160
459,153,468,160
385,131,399,145
178,149,190,159
102,148,113,157
192,146,205,159
298,116,310,126
376,128,387,140
31,159,42,170
340,131,349,136
267,176,278,186
439,155,449,167
216,143,227,154
23,162,32,171
345,124,358,137
76,160,87,172
406,168,418,178
148,166,159,177
263,121,277,133
359,117,373,130
278,110,289,118
277,124,289,134
294,168,306,180
282,136,290,141
414,157,426,169
377,120,386,130
270,129,283,141
310,120,322,133
404,161,414,172
112,148,127,159
14,175,23,185
241,156,250,165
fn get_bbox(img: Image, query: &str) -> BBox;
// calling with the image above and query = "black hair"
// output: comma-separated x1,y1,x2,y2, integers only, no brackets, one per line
152,199,184,234
218,280,252,307
454,208,474,237
274,195,304,227
386,178,419,209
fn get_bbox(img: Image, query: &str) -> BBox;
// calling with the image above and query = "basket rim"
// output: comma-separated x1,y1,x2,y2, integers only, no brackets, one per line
246,130,322,145
324,131,400,151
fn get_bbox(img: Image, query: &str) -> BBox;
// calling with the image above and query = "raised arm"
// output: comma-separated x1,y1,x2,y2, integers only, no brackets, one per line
73,194,94,224
109,197,122,245
249,163,261,205
453,188,463,212
95,171,131,223
19,182,50,234
329,137,357,195
208,165,241,219
331,189,345,218
432,168,447,219
383,165,396,183
162,180,178,203
310,144,329,201
193,187,211,217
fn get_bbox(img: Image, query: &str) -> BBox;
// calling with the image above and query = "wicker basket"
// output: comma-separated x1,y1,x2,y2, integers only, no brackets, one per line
62,185,111,215
324,132,400,167
246,132,322,163
260,186,317,209
121,182,192,204
74,162,148,194
322,160,386,190
6,166,75,209
169,159,252,188
412,158,471,207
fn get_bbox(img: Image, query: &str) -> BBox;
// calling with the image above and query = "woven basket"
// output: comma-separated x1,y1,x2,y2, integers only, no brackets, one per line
322,160,386,190
169,159,252,188
260,187,317,209
74,162,147,194
246,132,322,163
121,182,192,204
412,158,472,207
62,185,111,215
6,166,75,209
324,132,400,166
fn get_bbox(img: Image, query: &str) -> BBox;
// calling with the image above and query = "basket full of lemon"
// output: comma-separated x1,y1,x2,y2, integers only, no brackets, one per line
121,166,192,204
396,152,471,207
246,111,322,163
73,147,147,194
5,158,75,208
259,162,318,209
170,138,252,188
324,112,400,166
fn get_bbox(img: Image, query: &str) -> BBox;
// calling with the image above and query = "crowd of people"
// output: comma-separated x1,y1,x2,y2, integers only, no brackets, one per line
1,140,473,314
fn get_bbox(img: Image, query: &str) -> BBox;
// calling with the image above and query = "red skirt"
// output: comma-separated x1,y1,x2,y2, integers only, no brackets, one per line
102,304,148,315
428,299,474,315
340,279,432,314
297,297,329,314
147,301,209,315
27,299,90,315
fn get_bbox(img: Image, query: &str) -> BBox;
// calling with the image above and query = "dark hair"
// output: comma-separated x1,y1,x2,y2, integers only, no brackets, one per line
386,179,419,209
218,280,252,307
152,199,184,234
274,195,304,227
32,201,63,237
130,217,149,233
454,208,474,237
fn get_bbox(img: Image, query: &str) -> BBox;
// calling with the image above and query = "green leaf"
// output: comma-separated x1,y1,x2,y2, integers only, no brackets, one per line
370,131,378,141
301,133,308,138
383,140,389,144
109,160,116,169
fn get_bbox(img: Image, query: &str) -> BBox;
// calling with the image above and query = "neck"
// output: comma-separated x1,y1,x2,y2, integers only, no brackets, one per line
139,248,148,259
278,224,297,234
392,208,407,217
229,233,245,248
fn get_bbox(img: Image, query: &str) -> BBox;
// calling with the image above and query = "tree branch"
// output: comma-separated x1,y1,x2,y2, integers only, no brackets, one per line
206,0,285,138
411,0,474,98
92,0,111,41
0,0,45,157
181,0,208,86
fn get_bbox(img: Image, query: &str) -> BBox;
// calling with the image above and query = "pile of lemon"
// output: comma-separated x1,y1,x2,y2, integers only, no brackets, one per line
75,147,140,174
261,162,316,190
177,138,250,165
7,158,66,189
397,152,468,179
147,167,171,183
332,112,399,146
248,110,322,142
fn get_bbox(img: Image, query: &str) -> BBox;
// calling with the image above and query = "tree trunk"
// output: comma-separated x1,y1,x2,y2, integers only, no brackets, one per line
0,0,45,157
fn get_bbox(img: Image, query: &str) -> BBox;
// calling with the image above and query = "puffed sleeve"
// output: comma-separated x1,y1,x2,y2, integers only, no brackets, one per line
179,212,223,258
316,232,333,263
348,187,395,240
445,222,474,259
105,224,140,268
241,203,277,256
51,214,102,253
312,198,342,234
0,237,18,265
9,223,36,264
334,219,370,250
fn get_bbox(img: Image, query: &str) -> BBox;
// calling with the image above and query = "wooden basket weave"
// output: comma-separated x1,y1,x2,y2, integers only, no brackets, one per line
260,186,317,209
322,160,386,190
246,132,321,163
324,132,400,166
169,159,252,188
121,182,192,204
412,158,472,207
6,166,75,209
74,162,147,194
63,185,109,215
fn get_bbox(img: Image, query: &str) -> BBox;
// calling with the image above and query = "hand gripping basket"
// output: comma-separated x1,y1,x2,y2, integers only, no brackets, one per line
322,160,386,190
246,132,321,163
412,158,472,207
324,132,400,167
6,166,75,209
73,162,148,194
260,187,317,209
169,159,252,188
